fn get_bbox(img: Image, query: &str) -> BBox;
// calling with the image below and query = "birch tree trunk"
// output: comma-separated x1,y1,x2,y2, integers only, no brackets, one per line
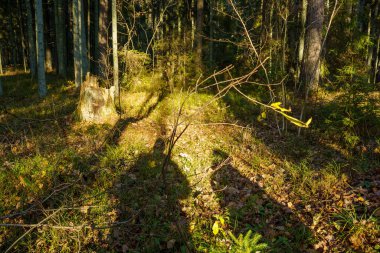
35,0,47,97
54,0,67,77
300,0,323,93
25,0,36,77
112,0,119,99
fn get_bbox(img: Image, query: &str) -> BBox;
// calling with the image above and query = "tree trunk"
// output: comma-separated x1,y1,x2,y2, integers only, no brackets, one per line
93,0,99,74
35,0,47,97
196,0,204,70
17,0,28,73
80,0,88,80
112,0,119,99
73,0,87,87
44,3,54,72
0,78,3,97
0,48,3,74
300,0,323,93
297,0,307,83
99,0,109,80
54,0,67,77
7,0,17,68
25,0,37,77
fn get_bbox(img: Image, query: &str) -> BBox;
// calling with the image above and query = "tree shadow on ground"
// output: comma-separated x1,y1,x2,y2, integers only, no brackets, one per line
107,137,192,252
0,85,166,251
210,149,314,252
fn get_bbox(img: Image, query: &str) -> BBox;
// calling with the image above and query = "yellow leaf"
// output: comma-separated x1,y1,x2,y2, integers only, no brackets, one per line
261,112,267,119
270,102,291,112
357,197,365,202
212,221,220,235
219,217,225,226
19,176,27,187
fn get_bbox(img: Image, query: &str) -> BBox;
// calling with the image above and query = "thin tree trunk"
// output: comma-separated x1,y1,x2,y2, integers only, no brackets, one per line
17,0,28,72
209,0,214,65
35,0,47,97
297,0,307,83
54,0,67,77
0,48,3,74
79,0,88,80
7,0,17,68
196,0,204,70
93,0,99,74
112,0,119,99
0,78,3,97
25,0,36,76
99,0,108,80
73,0,81,87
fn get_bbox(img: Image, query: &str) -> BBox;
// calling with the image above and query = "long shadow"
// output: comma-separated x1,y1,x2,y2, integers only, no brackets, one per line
211,149,314,252
0,85,165,251
107,137,192,252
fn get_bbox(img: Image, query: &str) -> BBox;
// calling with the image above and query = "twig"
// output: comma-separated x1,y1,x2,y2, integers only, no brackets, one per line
5,208,62,253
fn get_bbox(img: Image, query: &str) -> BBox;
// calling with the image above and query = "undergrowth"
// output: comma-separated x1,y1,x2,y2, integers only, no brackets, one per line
0,72,379,252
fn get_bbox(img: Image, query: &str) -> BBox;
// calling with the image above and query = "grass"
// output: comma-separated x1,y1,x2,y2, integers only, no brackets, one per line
0,72,379,252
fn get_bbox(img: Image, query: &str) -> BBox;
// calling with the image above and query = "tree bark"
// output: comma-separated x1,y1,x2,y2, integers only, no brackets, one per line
196,0,204,70
99,0,108,79
297,0,307,82
25,0,36,78
54,0,67,77
300,0,323,93
73,0,87,87
0,78,3,97
93,0,99,74
17,0,28,73
112,0,119,99
35,0,47,97
0,48,3,74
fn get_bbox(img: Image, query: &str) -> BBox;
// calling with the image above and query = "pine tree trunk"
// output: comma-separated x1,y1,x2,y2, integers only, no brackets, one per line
112,0,119,99
73,0,81,87
297,0,307,82
99,0,108,79
25,0,36,77
0,48,3,74
7,0,17,68
79,0,88,80
300,0,323,93
17,0,28,73
196,0,204,70
54,0,67,77
0,78,3,97
93,0,99,74
35,0,47,97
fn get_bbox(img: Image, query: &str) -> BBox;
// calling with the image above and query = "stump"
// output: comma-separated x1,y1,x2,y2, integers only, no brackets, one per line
76,74,117,123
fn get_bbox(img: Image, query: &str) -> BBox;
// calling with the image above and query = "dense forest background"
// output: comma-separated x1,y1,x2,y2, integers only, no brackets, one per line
0,0,379,252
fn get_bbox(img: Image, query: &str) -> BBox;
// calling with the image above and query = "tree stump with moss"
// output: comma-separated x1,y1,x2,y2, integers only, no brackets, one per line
76,74,117,123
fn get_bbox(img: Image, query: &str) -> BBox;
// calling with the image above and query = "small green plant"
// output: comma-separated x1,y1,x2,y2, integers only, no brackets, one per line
212,216,268,252
228,230,268,253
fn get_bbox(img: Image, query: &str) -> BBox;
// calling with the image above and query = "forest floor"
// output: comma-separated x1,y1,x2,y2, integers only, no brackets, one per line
0,72,379,252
